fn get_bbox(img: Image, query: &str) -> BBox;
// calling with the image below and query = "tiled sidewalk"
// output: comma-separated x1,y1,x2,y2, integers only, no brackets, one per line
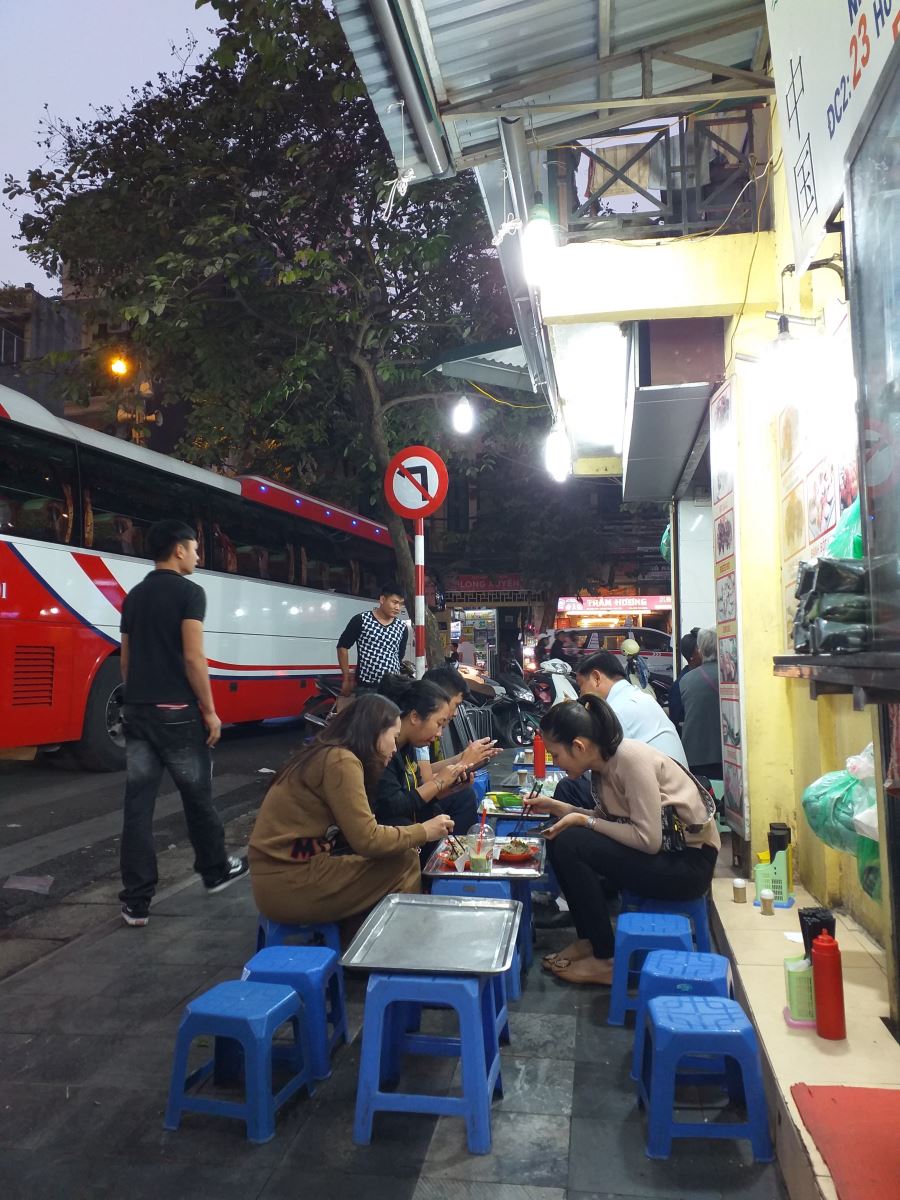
0,876,787,1200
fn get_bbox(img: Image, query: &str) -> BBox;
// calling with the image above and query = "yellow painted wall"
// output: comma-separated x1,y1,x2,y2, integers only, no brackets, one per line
726,113,887,944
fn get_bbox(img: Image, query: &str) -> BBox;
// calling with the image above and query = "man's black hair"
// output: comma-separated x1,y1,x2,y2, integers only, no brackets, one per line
575,649,627,681
147,519,197,563
379,581,405,600
423,665,469,699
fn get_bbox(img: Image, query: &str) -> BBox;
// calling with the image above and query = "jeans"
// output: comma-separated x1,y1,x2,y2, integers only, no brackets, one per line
119,704,228,909
548,827,717,958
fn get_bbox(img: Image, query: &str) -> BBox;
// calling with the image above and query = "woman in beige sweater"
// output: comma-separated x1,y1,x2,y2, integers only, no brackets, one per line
249,694,454,936
529,695,720,986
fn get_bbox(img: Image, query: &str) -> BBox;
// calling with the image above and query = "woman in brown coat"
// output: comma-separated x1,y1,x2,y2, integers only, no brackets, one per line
249,694,454,937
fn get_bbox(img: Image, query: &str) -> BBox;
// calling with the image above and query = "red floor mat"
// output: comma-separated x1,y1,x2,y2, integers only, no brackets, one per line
792,1084,900,1196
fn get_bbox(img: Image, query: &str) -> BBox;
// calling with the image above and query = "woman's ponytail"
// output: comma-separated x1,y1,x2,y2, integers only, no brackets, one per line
539,694,623,760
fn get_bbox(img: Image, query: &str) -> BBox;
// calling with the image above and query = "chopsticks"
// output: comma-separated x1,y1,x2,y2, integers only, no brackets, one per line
447,833,467,857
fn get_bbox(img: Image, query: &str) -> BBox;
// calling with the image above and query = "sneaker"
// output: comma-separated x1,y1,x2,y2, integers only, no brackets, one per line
204,856,249,894
121,904,149,927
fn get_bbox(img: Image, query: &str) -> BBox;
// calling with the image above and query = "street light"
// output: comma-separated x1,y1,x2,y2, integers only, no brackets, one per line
452,396,475,433
108,355,131,377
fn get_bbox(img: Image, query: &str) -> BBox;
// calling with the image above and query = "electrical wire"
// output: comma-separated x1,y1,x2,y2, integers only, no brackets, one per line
465,379,547,409
725,154,776,368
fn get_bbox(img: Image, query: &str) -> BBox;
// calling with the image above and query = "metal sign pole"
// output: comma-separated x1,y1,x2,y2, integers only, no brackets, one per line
414,517,426,678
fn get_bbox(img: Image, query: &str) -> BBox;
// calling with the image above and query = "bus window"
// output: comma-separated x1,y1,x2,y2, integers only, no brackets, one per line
78,448,205,558
0,428,76,545
210,498,294,582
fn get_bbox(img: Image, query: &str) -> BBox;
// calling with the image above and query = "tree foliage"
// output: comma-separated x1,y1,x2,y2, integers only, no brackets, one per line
5,0,517,656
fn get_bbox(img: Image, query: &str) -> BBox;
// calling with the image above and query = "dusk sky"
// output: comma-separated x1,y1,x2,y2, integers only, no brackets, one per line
0,0,220,290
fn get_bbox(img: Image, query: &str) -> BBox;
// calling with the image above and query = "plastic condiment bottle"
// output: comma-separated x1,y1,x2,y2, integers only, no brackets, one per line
532,731,546,779
811,931,847,1040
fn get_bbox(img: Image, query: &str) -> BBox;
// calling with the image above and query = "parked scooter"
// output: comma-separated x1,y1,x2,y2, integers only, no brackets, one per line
620,638,672,708
529,656,579,711
489,670,542,747
300,675,343,730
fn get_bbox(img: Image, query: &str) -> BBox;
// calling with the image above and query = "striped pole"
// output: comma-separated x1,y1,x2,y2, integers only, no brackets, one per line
414,517,426,678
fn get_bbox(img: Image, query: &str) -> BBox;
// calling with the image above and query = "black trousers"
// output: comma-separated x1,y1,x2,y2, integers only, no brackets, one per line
119,704,228,910
547,827,717,959
554,775,594,809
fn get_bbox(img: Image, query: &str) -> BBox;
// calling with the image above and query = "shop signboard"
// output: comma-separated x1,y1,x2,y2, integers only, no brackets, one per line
709,382,749,839
556,595,672,614
765,0,900,269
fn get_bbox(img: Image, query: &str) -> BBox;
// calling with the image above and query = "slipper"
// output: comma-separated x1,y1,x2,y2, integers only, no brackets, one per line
550,960,613,987
541,952,565,972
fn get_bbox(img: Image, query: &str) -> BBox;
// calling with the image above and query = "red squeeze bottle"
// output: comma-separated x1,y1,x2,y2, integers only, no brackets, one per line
811,931,847,1040
532,731,546,779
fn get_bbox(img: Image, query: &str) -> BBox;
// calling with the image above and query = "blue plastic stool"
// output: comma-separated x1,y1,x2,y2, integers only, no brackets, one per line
636,994,773,1162
620,890,713,954
164,980,314,1143
242,945,348,1080
353,971,503,1155
256,915,341,955
431,877,522,1004
630,950,732,1081
608,912,693,1026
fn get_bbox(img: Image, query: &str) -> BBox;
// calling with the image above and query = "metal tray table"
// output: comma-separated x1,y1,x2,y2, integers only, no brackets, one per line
423,836,547,880
341,893,521,976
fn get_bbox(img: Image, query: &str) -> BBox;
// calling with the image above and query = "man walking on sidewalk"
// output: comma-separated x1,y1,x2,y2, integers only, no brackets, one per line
118,519,247,926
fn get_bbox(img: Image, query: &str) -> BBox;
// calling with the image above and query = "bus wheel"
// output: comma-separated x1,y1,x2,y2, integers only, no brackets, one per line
74,658,126,772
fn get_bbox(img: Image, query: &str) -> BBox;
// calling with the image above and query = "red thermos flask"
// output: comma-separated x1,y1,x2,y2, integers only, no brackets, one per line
811,931,846,1040
532,731,546,779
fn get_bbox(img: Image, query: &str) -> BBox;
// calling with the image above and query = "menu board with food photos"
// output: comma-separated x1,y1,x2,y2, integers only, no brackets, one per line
709,381,748,840
778,323,860,650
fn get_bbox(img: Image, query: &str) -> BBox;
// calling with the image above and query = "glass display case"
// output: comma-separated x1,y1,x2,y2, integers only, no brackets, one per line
846,40,900,651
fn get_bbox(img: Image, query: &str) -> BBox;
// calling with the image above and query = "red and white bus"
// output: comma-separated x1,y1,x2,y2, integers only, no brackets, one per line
0,384,396,770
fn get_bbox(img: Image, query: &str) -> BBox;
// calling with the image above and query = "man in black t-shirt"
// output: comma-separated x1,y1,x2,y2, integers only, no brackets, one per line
336,581,409,696
118,519,247,926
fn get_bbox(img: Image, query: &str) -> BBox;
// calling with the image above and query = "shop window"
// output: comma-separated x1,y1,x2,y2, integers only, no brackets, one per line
0,428,76,545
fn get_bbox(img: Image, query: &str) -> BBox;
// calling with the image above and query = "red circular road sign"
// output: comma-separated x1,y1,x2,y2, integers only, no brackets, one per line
384,445,449,520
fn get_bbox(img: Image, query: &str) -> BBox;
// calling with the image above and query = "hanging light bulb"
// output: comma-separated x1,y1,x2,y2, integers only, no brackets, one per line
521,194,556,289
452,396,475,433
544,423,571,482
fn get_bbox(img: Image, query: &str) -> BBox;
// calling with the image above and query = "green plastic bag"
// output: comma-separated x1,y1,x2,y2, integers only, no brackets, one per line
660,524,671,563
828,496,863,559
801,770,864,854
857,836,882,902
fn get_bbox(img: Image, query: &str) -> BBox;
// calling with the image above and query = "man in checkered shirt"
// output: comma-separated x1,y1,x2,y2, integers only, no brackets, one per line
337,581,410,696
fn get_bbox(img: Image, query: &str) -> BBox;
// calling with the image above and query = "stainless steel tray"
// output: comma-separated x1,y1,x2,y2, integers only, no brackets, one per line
422,836,547,880
341,893,521,975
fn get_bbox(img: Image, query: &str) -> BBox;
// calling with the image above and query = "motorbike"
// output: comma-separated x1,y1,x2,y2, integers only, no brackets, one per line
529,656,579,711
489,670,543,748
300,674,343,731
620,639,672,708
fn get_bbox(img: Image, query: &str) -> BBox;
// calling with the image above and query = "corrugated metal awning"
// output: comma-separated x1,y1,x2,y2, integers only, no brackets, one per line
334,0,770,178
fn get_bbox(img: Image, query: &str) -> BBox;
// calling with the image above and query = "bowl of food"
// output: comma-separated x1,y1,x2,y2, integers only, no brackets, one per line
498,838,536,865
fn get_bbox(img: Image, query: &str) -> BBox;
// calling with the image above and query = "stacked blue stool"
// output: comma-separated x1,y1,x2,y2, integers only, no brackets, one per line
353,970,503,1154
636,994,773,1162
630,950,732,1081
164,980,315,1143
620,890,712,953
432,877,522,1007
608,912,693,1026
242,945,349,1079
256,915,341,955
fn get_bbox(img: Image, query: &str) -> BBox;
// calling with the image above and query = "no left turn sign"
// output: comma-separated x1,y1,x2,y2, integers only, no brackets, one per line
384,444,449,520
